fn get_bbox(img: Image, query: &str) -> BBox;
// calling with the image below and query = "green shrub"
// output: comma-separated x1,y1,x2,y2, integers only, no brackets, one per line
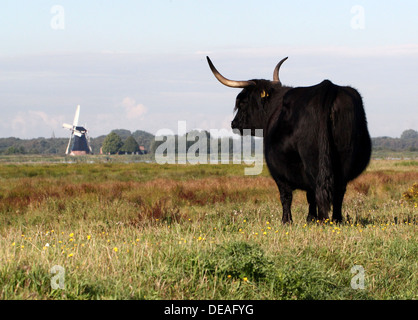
202,241,273,282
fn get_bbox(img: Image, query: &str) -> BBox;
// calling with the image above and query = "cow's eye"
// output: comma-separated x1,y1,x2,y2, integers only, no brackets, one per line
261,90,269,98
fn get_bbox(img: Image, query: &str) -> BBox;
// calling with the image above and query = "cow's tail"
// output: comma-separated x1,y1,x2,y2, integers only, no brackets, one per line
316,81,338,217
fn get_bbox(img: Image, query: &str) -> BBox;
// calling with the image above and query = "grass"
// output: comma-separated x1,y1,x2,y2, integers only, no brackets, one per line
0,159,416,300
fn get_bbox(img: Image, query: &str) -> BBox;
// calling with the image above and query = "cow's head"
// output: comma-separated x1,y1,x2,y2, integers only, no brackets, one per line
207,56,288,137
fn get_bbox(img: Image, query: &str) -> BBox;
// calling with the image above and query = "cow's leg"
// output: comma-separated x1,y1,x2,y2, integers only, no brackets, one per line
316,188,330,221
306,189,317,222
332,184,346,223
277,182,293,224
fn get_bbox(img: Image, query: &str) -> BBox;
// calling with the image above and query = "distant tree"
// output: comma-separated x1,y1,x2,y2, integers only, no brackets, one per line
120,136,139,154
5,146,25,155
111,129,132,140
400,129,418,140
132,130,155,152
102,132,123,154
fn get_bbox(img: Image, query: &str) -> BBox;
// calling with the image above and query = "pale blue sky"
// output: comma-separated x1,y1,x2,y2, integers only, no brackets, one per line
0,0,417,138
2,0,417,54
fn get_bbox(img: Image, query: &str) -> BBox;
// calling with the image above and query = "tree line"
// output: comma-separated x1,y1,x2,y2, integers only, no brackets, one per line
0,129,417,155
0,129,154,155
372,129,418,152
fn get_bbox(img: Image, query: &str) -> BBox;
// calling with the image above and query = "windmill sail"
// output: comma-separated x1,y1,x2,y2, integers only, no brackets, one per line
73,105,80,127
65,134,72,154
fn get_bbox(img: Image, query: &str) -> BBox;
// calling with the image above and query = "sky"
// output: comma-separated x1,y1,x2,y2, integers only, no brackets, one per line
0,0,417,139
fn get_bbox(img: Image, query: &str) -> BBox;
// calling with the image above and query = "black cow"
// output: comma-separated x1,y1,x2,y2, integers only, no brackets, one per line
207,56,371,223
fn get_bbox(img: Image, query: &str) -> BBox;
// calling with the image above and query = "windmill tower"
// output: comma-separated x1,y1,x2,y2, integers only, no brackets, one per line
63,105,93,155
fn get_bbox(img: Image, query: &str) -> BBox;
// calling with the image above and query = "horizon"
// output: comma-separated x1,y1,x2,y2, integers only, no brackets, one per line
1,127,417,140
1,1,417,139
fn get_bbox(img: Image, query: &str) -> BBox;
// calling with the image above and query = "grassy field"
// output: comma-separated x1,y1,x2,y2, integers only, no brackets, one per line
0,158,416,300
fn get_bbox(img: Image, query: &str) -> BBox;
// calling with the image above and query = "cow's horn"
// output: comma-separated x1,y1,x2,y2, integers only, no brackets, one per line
273,57,288,84
207,57,255,88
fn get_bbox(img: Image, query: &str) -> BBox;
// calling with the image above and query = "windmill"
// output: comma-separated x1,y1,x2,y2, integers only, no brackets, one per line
63,105,93,155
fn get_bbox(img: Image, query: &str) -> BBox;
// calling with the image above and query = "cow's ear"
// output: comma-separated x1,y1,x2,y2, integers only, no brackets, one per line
261,90,269,98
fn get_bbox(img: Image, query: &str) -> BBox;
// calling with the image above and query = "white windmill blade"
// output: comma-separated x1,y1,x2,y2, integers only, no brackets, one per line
73,105,80,127
73,131,83,137
65,134,72,154
63,123,73,130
